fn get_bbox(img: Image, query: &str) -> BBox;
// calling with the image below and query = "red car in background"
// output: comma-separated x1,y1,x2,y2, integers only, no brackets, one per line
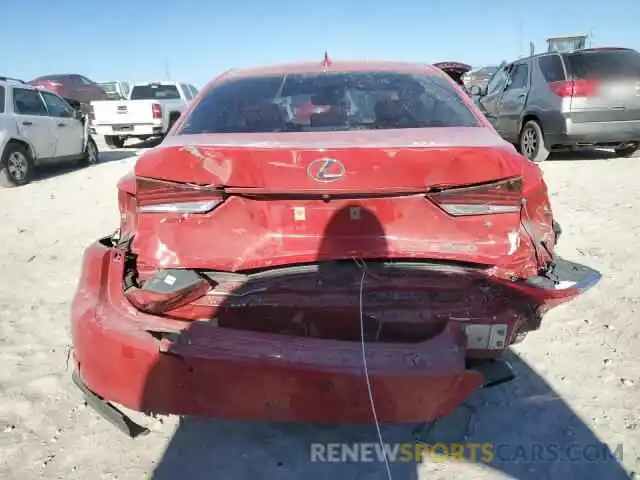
70,58,601,437
28,74,107,107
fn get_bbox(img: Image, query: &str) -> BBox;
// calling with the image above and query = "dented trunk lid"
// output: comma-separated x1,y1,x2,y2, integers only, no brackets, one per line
129,129,543,273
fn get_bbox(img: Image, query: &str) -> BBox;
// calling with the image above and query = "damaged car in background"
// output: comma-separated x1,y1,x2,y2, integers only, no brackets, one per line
70,56,601,437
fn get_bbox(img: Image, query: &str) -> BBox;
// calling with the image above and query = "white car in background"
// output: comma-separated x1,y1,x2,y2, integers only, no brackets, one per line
89,81,197,148
0,76,99,187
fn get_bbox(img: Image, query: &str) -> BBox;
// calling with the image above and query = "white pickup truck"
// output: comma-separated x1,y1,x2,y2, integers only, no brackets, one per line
89,81,198,148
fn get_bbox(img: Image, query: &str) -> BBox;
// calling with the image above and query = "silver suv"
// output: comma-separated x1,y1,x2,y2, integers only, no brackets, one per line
471,47,640,162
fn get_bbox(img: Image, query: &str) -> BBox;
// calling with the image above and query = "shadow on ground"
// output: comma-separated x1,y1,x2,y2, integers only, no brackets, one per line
34,149,138,183
148,350,629,480
547,148,621,162
126,138,163,149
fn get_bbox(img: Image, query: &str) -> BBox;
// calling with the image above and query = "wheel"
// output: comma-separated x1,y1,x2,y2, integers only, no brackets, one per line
104,135,125,148
614,143,638,157
519,120,550,163
0,142,34,187
78,136,99,167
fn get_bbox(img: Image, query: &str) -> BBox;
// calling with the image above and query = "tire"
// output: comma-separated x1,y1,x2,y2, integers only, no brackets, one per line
78,136,99,167
0,142,34,187
104,135,125,148
519,120,550,163
614,143,638,158
164,114,180,137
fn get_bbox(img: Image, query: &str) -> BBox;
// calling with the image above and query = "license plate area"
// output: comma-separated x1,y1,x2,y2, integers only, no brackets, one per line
112,125,133,132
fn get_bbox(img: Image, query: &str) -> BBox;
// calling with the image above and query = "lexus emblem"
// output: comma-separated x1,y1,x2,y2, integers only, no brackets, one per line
307,158,346,183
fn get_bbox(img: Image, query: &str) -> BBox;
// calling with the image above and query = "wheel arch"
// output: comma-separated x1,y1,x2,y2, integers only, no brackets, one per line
1,137,36,162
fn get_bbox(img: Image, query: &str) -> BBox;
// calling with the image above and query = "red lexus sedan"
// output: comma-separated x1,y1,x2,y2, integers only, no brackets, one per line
70,57,601,437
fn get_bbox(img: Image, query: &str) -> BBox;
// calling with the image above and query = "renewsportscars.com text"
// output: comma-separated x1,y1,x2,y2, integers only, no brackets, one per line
310,442,624,464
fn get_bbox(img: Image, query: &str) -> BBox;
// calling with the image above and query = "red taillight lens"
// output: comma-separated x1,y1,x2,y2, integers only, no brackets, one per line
427,177,523,216
152,103,162,119
549,79,599,97
136,177,225,214
45,80,63,87
88,104,95,121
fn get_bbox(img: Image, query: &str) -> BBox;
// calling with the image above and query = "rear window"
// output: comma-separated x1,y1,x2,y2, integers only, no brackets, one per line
179,71,479,135
563,50,640,79
130,84,181,100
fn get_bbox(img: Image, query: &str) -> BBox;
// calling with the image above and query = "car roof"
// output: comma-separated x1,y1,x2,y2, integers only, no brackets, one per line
204,60,443,88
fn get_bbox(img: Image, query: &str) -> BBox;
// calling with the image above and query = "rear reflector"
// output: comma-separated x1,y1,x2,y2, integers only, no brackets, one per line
549,79,599,97
136,177,225,214
427,177,522,216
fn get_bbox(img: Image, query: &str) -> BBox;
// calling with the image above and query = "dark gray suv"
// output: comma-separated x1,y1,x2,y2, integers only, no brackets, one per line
471,47,640,162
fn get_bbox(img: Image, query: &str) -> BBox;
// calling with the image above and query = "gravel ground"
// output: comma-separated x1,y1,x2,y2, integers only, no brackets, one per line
0,141,637,480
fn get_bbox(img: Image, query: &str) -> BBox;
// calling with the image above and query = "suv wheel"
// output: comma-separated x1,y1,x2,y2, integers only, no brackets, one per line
614,143,638,158
0,142,34,187
519,120,550,163
105,135,125,148
78,137,100,167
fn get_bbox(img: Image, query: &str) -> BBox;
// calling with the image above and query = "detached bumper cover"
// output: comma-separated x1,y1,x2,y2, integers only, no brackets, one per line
71,238,600,424
71,238,483,423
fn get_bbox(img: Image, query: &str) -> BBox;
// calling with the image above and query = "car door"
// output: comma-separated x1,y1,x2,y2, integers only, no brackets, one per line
12,87,57,161
41,91,84,158
477,65,510,128
497,60,531,142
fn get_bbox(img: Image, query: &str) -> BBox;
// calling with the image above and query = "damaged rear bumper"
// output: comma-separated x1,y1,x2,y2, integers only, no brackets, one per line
70,237,600,432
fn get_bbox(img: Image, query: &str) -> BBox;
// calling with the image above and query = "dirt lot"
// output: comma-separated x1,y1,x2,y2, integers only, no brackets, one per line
0,142,637,480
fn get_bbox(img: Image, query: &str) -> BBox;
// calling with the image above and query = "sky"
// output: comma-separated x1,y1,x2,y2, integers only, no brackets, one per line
3,0,638,88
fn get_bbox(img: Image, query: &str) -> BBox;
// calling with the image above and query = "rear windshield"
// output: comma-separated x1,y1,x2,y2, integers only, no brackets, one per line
179,71,479,134
564,50,640,79
130,84,180,100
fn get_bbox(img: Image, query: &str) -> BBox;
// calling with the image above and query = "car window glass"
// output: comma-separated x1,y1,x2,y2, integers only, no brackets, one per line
538,55,565,83
130,84,181,100
180,84,192,100
180,71,480,135
0,86,5,113
506,64,529,90
486,68,509,95
41,92,74,118
13,88,48,115
75,75,93,85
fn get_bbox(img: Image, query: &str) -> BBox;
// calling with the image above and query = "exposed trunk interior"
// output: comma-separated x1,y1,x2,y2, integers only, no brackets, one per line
124,256,538,344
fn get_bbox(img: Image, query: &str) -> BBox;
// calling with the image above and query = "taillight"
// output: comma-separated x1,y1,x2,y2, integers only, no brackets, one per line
152,103,162,119
427,177,523,216
136,177,225,214
45,80,63,87
549,79,599,97
88,104,95,121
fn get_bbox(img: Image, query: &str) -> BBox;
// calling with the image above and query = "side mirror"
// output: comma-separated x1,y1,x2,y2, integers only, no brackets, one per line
469,85,484,96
